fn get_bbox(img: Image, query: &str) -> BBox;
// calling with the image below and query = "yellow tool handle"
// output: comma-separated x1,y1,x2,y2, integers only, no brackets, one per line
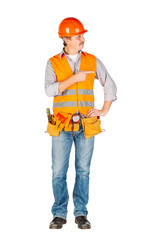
46,108,52,123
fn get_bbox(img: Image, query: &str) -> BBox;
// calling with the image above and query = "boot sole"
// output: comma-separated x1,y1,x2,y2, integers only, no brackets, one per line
49,225,63,229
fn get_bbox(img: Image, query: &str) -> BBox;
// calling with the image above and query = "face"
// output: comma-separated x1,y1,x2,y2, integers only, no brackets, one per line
65,34,85,52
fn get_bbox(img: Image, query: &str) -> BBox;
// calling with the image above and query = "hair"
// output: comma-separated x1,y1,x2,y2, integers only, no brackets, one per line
62,36,71,46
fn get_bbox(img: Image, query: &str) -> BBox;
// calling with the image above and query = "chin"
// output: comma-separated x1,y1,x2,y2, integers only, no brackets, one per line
80,44,84,50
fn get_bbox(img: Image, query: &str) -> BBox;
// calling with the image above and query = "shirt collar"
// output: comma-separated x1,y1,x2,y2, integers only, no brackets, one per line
60,47,86,58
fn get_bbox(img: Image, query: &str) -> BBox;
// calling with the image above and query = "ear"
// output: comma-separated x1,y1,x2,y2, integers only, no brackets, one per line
64,37,72,44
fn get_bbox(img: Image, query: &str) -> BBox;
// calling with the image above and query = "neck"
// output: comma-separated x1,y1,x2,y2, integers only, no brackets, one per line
64,47,80,55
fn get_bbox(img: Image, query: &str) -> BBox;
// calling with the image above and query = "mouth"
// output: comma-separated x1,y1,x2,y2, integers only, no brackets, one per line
80,42,84,45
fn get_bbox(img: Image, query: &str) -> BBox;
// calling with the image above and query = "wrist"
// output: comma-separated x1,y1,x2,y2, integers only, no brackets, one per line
101,108,108,116
72,74,78,82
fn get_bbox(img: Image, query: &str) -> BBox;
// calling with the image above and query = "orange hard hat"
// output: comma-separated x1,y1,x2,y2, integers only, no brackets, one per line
58,17,88,38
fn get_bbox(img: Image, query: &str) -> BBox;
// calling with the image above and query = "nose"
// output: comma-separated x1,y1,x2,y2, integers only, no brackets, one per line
81,35,85,41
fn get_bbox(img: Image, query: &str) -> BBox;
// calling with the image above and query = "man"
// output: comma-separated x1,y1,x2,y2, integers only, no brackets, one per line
45,17,117,229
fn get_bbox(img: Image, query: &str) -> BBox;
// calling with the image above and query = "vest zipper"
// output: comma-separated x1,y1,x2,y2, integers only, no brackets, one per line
76,82,79,111
74,64,79,112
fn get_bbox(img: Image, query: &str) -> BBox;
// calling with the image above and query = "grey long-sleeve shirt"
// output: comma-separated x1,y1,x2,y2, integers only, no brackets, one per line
45,48,117,103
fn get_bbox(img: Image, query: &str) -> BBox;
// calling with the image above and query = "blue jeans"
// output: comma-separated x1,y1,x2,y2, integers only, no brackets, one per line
51,122,95,220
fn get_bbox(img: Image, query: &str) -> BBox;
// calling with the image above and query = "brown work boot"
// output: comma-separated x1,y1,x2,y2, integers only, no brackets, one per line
75,216,91,229
49,217,67,229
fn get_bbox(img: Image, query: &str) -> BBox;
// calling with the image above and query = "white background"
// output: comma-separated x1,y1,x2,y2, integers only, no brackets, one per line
0,0,160,239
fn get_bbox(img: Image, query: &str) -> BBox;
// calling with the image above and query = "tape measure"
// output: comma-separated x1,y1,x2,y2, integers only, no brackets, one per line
72,114,81,123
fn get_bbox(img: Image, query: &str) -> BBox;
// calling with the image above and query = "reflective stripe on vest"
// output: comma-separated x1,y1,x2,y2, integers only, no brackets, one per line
53,100,94,108
78,89,94,95
53,89,94,108
53,101,77,108
56,89,94,97
61,89,77,96
79,101,94,107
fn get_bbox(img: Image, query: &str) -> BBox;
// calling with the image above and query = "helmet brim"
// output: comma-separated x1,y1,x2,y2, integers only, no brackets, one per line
59,29,88,38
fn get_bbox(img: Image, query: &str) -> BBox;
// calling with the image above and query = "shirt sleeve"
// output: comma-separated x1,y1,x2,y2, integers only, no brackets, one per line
95,57,117,101
45,59,62,97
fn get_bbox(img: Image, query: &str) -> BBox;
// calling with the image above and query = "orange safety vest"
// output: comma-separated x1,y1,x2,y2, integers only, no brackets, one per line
50,51,96,116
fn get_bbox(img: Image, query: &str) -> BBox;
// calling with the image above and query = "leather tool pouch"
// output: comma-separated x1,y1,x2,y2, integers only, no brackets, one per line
46,113,77,136
47,121,60,137
81,116,102,139
46,114,62,137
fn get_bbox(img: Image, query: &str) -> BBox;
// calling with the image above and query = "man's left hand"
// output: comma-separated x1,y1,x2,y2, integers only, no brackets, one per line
87,109,107,117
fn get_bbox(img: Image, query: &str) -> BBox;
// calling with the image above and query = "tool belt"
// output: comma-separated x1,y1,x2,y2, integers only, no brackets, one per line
46,108,102,138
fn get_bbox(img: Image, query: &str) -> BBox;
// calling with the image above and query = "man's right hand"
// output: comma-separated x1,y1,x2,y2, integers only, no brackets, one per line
58,70,95,94
75,70,95,82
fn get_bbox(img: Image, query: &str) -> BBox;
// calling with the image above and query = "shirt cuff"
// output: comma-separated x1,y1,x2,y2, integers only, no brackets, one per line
104,96,117,101
57,82,62,96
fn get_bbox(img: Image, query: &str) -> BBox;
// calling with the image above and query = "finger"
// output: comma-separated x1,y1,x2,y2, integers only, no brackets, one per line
87,109,94,113
87,109,94,114
87,112,95,117
85,71,95,74
87,112,92,117
89,113,96,117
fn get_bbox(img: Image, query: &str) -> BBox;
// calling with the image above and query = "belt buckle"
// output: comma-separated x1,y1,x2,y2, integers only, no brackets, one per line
72,114,81,123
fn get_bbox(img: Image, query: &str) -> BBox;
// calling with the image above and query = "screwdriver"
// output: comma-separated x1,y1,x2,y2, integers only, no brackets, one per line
46,108,52,124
